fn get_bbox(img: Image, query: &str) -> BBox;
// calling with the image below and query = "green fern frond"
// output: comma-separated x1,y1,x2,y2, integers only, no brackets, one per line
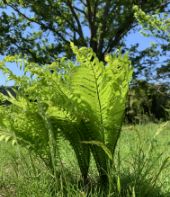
70,44,132,178
71,44,132,148
0,44,132,183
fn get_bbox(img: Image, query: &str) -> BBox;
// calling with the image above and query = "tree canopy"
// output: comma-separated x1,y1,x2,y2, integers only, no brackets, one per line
0,0,169,81
134,5,170,83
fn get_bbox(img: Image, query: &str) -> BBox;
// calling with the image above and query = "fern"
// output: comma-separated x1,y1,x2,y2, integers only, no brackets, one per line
0,43,132,183
70,44,132,179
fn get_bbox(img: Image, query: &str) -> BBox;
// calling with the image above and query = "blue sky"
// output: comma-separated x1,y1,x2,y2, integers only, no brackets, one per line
1,2,166,86
0,30,153,86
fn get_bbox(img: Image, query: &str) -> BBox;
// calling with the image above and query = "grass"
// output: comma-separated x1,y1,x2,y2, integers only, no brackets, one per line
0,122,170,196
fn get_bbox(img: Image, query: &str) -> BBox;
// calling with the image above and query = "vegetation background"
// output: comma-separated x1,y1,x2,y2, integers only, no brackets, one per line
0,0,170,122
0,0,170,196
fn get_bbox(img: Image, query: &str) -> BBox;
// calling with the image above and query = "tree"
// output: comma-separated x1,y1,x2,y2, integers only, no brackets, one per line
133,5,170,84
124,6,170,122
0,0,169,80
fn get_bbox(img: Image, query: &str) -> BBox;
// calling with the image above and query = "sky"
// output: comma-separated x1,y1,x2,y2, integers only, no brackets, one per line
0,4,165,86
0,31,153,86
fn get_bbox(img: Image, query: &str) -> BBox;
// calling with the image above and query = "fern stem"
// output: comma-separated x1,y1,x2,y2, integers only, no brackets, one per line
38,105,58,181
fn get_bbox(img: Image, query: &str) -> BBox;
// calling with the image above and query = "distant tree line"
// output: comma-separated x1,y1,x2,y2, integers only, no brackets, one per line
126,81,170,123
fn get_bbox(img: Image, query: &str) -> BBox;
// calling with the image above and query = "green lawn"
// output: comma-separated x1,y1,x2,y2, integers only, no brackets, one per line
0,122,170,197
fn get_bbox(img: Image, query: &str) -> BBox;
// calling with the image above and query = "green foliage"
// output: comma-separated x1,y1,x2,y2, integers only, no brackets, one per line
0,0,169,81
0,44,132,184
133,5,170,81
126,81,170,123
134,5,170,40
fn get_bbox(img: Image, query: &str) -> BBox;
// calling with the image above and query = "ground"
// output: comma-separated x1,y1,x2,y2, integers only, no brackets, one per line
0,122,170,196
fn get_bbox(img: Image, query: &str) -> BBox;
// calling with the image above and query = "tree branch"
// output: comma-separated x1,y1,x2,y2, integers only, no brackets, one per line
97,0,111,57
86,0,98,50
79,0,87,7
73,6,86,16
66,0,86,45
105,14,134,54
5,2,70,44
